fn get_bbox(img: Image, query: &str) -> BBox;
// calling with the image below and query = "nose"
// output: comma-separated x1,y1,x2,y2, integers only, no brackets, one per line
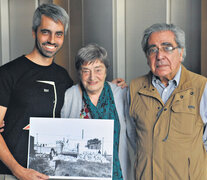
89,70,95,80
156,48,165,60
48,34,55,44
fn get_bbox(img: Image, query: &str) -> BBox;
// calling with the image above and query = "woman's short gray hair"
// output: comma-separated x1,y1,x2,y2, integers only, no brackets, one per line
75,43,109,71
141,23,186,60
32,3,69,35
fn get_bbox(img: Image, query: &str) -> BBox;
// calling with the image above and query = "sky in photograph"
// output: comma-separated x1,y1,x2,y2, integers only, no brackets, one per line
29,117,114,151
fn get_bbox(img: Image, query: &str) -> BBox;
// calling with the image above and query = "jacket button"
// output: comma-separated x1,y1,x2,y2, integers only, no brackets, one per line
180,95,184,99
144,86,146,88
158,107,160,110
190,92,194,95
164,108,167,111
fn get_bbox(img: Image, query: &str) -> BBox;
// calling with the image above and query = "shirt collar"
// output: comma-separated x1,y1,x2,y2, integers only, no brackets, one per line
152,65,182,87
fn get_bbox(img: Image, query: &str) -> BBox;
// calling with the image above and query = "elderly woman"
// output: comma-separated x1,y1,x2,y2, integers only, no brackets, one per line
61,44,134,180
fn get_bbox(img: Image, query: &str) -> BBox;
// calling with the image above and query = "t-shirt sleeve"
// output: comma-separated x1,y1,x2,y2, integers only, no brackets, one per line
0,67,13,107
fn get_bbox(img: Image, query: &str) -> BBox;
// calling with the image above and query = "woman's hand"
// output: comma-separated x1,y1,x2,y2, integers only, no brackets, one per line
112,78,128,89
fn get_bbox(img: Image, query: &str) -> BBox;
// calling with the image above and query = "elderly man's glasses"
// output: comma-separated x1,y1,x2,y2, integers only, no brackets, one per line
146,45,179,57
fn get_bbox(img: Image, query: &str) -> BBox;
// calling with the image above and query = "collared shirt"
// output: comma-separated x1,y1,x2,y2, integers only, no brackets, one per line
152,66,181,104
152,65,207,142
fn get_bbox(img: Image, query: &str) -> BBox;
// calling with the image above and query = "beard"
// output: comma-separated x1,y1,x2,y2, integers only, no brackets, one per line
35,37,62,58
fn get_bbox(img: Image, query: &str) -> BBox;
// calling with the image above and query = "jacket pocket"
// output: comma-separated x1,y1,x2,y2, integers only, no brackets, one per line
170,90,196,136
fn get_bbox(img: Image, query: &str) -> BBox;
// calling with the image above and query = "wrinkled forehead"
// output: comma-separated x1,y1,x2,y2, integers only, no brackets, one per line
148,30,177,46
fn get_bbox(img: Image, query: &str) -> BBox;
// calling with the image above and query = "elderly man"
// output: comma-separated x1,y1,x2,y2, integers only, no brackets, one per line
129,23,207,179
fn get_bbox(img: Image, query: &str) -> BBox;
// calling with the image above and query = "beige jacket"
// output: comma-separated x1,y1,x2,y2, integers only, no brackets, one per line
129,66,207,180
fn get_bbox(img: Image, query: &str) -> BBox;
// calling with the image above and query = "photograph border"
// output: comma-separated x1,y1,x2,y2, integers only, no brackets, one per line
27,117,114,180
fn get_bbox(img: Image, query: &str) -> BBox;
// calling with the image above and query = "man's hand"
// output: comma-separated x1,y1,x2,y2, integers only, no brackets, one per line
0,106,7,133
13,166,49,180
0,121,5,133
112,78,128,89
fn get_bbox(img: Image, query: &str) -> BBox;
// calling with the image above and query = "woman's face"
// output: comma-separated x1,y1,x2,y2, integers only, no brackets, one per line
80,59,107,95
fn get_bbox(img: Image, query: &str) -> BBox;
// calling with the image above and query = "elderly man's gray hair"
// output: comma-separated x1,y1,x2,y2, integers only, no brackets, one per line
141,23,186,60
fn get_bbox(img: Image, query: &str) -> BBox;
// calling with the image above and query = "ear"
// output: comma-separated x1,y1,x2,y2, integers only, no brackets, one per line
32,30,36,39
104,66,107,76
179,48,184,62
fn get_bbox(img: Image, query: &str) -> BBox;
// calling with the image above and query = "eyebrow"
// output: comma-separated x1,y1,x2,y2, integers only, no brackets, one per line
82,65,104,70
161,42,173,46
148,42,173,48
147,44,156,49
81,67,90,70
94,65,104,69
40,29,64,34
40,29,50,32
56,31,64,34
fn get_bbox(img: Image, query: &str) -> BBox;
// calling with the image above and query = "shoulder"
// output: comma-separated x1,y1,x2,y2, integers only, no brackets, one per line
108,81,127,95
186,69,207,82
130,73,150,92
61,84,82,118
53,63,67,71
52,63,69,76
64,84,80,97
52,63,73,85
107,82,128,105
182,67,207,91
62,84,81,110
0,55,26,71
130,74,149,85
181,65,205,81
0,55,26,80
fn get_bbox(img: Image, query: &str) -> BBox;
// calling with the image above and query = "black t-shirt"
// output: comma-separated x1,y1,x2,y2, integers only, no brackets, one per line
0,55,73,174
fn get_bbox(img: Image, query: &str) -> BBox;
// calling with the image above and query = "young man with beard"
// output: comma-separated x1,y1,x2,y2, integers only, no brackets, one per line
0,4,72,180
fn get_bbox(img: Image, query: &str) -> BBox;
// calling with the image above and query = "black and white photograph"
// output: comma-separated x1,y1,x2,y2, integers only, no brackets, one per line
27,117,114,180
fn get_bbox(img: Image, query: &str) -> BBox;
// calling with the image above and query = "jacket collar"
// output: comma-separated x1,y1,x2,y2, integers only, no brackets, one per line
138,65,192,105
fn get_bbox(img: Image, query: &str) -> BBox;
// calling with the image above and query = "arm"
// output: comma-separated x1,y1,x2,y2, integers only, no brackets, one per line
125,90,137,152
0,121,5,132
112,78,128,89
200,83,207,146
0,105,49,180
0,106,6,132
124,89,136,180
